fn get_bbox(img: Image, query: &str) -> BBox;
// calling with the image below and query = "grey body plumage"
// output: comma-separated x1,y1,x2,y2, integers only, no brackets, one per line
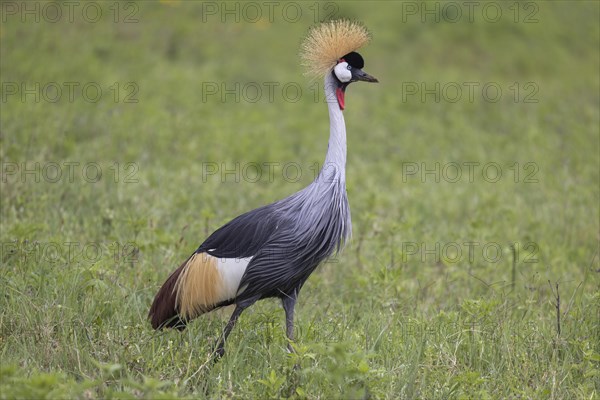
199,74,352,305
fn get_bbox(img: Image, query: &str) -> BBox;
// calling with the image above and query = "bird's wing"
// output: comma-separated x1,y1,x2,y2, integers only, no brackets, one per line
234,217,340,300
196,203,281,259
234,228,309,299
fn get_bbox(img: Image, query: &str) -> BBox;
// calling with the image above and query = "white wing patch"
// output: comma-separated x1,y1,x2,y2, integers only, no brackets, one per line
216,256,252,300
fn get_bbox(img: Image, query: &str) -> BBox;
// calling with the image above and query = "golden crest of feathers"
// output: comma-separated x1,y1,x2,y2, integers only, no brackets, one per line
300,19,371,78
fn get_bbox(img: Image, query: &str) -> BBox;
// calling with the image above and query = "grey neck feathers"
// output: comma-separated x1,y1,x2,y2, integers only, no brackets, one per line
278,72,352,249
319,73,347,184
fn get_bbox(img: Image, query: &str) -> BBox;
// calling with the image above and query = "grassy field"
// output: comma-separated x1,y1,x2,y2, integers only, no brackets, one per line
1,1,599,398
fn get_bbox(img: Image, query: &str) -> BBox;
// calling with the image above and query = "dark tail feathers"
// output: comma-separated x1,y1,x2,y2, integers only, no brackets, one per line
148,257,190,330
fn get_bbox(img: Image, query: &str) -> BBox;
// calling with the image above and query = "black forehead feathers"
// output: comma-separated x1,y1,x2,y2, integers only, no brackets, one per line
341,52,364,69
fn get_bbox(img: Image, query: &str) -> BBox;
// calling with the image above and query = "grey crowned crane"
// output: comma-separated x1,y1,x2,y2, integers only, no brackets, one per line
149,20,377,357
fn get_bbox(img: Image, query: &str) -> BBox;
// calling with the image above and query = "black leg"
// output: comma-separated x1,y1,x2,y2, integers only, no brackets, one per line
213,296,259,360
281,289,298,353
213,305,244,359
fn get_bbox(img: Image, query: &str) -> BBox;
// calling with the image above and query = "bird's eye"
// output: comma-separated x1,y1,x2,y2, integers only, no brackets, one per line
347,65,352,70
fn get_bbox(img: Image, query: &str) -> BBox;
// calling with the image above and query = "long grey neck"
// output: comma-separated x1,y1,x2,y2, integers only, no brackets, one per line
319,73,347,184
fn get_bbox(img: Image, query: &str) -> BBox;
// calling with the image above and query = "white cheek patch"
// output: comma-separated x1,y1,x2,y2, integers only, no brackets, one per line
334,62,352,83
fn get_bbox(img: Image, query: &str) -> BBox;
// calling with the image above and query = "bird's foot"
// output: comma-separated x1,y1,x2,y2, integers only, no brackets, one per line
212,345,225,362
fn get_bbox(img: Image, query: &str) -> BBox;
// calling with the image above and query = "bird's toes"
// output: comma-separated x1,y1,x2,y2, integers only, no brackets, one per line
212,346,225,361
286,342,297,354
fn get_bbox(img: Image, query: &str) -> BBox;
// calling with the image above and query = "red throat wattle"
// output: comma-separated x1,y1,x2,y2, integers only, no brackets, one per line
336,87,345,110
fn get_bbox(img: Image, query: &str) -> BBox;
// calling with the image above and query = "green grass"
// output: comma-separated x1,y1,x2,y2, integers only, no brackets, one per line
1,1,599,398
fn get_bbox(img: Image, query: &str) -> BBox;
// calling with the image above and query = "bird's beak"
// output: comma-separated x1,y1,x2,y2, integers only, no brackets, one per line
336,68,378,111
352,69,378,83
